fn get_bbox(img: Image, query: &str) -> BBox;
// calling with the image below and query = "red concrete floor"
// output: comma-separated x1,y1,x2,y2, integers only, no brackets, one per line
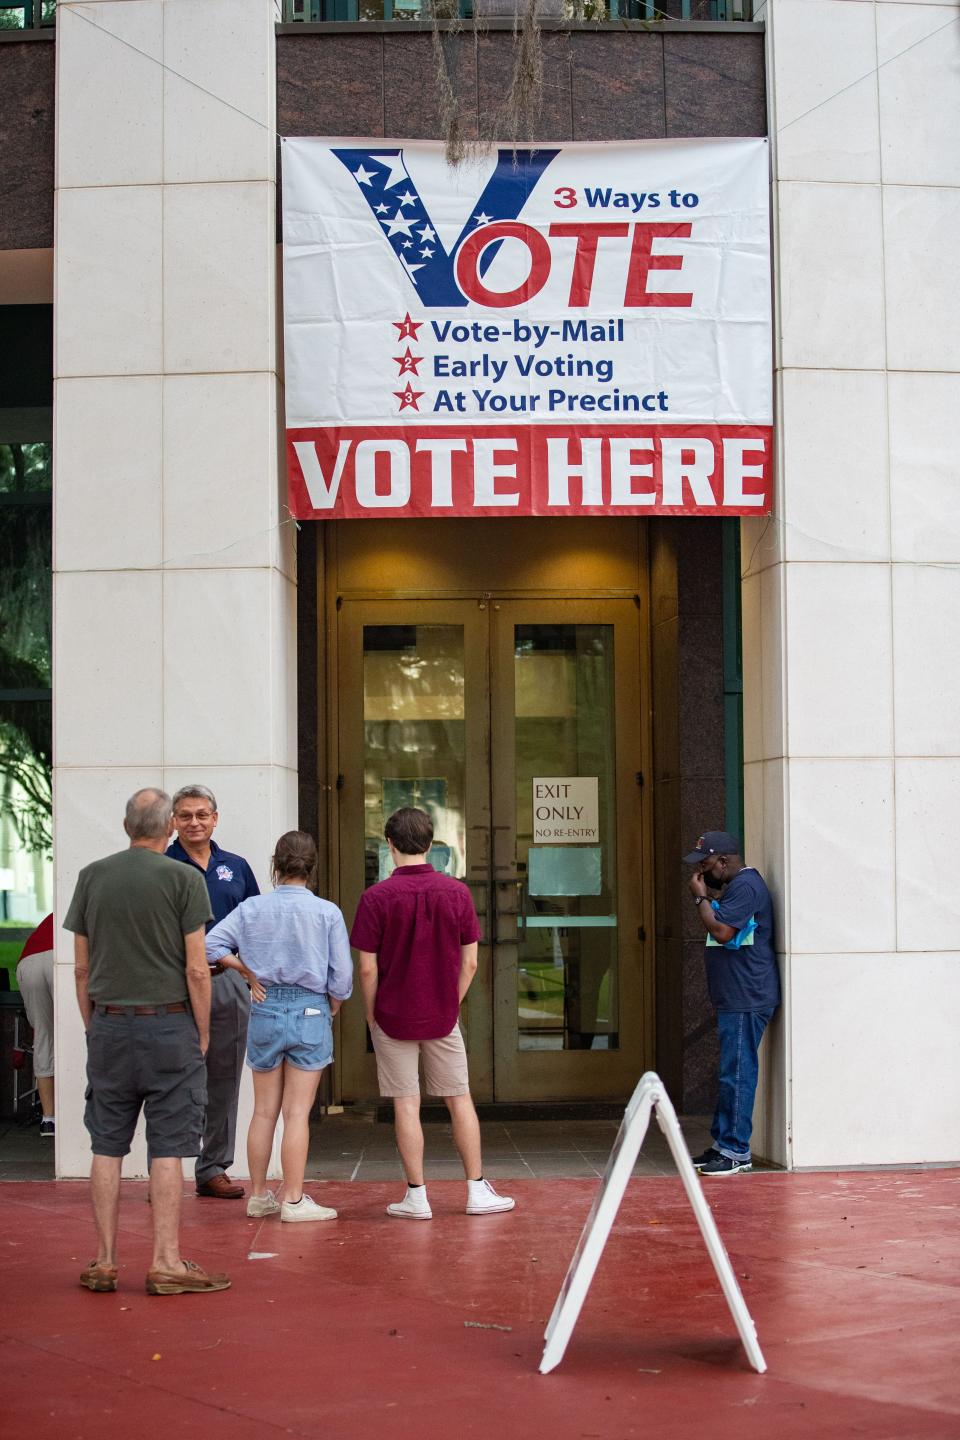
5,1171,960,1439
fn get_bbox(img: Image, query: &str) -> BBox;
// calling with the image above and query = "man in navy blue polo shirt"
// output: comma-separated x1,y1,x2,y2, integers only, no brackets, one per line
168,785,260,1198
684,830,780,1177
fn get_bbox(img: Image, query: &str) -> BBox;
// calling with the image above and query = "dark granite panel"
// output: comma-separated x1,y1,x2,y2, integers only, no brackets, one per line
682,936,713,1013
383,31,478,141
275,30,766,156
682,1003,718,1114
0,40,54,252
476,29,573,142
681,776,725,877
277,33,385,139
678,614,725,774
677,515,723,613
569,31,665,142
664,33,767,139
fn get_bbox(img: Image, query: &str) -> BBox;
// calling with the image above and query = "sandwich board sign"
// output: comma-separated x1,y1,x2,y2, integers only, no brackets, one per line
540,1071,766,1376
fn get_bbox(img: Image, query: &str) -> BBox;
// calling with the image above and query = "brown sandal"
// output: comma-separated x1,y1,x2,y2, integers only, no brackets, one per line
80,1260,118,1292
145,1258,231,1295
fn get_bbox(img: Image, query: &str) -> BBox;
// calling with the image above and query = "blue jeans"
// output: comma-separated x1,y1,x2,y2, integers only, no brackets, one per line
711,1009,774,1161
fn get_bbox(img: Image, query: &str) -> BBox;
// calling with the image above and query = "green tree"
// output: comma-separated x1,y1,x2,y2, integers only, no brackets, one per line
0,442,52,854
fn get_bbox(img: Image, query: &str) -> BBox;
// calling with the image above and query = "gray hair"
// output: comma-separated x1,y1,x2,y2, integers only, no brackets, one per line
172,784,218,813
125,788,172,840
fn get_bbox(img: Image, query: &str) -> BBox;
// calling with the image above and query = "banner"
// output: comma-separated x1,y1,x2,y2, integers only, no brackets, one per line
282,138,772,520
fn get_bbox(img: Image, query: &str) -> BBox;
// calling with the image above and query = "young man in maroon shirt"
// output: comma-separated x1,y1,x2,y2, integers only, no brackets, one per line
350,807,514,1219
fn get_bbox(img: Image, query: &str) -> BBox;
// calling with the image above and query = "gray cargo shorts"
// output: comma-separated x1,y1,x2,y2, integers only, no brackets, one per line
84,1006,207,1159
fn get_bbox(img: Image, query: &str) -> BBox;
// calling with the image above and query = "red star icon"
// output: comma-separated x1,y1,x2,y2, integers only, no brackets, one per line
393,312,423,341
394,383,424,412
394,348,423,377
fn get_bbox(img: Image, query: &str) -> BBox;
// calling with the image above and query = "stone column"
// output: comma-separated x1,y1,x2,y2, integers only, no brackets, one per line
52,0,293,1178
748,0,960,1166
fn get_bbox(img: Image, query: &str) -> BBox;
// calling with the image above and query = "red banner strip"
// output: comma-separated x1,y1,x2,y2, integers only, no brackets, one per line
286,423,772,520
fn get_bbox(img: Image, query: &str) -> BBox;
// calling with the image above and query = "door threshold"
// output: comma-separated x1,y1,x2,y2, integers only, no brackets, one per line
373,1100,628,1123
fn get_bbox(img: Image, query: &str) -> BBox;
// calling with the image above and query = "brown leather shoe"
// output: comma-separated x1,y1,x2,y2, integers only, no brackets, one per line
195,1173,245,1199
80,1260,118,1292
145,1259,231,1296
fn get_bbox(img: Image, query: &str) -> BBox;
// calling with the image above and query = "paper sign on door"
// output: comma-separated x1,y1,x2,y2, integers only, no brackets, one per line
532,778,599,844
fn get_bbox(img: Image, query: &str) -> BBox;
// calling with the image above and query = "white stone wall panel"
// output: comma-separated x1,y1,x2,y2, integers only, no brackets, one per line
161,372,275,569
56,1,164,190
877,2,960,187
785,562,893,758
780,369,889,564
55,185,163,377
54,570,164,767
55,376,163,572
790,951,960,1167
883,184,960,372
162,182,275,374
777,181,886,371
772,0,881,185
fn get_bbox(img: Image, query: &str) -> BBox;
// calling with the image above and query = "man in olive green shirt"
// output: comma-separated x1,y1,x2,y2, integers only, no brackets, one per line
65,788,230,1296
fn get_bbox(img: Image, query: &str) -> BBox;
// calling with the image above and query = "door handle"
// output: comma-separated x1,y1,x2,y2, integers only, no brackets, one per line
495,878,526,934
467,879,502,951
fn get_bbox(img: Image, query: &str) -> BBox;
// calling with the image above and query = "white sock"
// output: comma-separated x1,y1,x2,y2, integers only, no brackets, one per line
42,1115,54,1123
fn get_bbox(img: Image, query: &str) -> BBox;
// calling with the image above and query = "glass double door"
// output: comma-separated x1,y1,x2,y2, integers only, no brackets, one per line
336,597,649,1102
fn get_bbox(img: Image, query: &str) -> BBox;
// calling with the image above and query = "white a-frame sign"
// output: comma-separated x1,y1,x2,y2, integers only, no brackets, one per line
540,1071,767,1375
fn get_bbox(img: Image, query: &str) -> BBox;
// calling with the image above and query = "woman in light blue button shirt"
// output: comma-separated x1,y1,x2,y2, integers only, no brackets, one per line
206,830,353,1224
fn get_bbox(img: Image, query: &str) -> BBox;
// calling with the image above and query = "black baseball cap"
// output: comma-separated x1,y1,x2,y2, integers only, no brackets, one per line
683,831,741,864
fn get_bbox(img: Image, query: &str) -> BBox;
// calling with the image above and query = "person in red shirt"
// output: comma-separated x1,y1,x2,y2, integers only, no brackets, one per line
350,807,514,1220
16,913,55,1137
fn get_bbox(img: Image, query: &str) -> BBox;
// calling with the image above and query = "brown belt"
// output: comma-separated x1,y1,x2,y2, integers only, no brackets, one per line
101,1003,189,1016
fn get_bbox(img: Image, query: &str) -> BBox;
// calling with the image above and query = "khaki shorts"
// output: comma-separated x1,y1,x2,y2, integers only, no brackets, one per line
370,1020,470,1098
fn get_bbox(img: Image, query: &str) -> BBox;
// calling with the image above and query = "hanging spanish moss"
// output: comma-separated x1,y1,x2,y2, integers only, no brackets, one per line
497,0,545,150
427,0,471,167
428,0,548,166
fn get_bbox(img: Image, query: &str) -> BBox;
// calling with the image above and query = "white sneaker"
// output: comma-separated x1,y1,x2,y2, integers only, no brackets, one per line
466,1179,515,1215
386,1189,433,1221
280,1194,337,1223
246,1191,281,1218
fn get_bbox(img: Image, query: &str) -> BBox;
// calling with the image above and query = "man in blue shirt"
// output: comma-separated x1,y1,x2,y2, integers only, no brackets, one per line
168,785,260,1198
684,830,780,1176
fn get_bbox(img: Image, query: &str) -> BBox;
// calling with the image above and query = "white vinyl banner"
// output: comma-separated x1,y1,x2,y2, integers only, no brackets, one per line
282,137,772,520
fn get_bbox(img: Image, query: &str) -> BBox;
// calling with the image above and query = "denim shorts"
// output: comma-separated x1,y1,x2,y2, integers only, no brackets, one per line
246,986,334,1072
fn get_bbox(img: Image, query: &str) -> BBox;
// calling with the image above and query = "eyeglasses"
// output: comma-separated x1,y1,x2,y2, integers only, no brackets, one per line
175,810,214,822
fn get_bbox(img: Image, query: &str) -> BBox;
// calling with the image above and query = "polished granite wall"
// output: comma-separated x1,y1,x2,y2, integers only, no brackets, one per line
0,38,54,252
650,519,728,1113
277,25,766,148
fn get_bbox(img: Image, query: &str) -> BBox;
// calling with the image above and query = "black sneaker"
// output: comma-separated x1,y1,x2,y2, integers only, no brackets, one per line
39,1118,55,1138
699,1153,751,1176
690,1147,719,1169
